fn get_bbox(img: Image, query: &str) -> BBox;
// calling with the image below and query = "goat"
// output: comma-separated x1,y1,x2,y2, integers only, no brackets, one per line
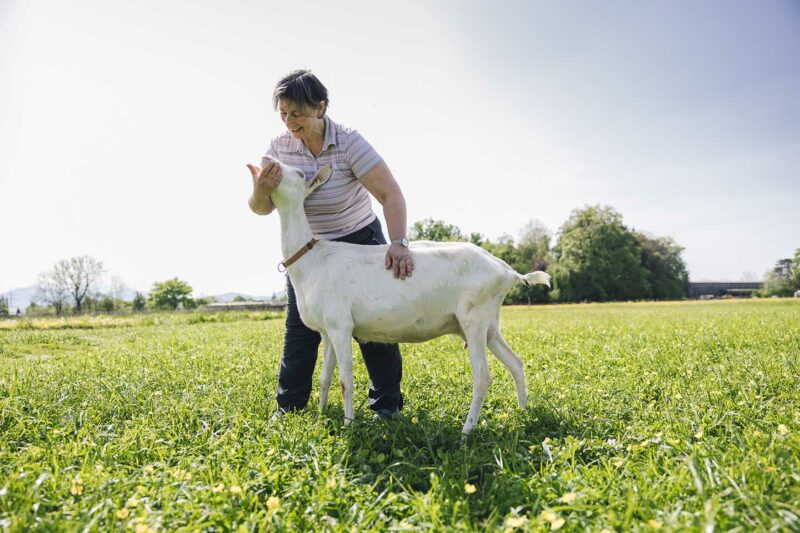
264,161,550,434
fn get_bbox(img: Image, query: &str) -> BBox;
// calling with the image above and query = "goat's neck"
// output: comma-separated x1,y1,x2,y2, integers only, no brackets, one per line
275,201,316,272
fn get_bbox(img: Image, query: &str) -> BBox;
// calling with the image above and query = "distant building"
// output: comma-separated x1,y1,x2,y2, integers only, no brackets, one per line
688,282,763,299
203,301,284,311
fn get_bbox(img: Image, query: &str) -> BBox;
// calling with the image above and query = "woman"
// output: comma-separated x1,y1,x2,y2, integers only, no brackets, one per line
247,70,413,418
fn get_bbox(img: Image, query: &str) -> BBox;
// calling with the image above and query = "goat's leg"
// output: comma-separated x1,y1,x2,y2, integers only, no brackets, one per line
487,326,528,408
318,332,335,412
327,329,355,424
462,325,491,434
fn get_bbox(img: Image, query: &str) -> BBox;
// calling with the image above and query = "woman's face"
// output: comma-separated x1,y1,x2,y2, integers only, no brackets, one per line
278,99,325,139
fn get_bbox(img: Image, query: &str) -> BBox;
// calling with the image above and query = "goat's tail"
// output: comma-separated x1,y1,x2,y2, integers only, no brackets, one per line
519,271,551,288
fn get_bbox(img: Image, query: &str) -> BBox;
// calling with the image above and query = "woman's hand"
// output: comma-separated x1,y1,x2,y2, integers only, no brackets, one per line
247,161,283,198
247,161,282,214
386,244,414,280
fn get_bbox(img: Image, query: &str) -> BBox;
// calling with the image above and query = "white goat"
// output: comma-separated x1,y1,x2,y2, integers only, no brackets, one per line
267,162,550,434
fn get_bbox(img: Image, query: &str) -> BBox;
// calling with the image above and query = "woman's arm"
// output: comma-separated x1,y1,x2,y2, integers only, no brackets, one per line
360,161,415,280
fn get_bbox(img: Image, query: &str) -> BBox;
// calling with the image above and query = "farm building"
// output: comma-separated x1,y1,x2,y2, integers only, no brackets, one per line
688,282,763,299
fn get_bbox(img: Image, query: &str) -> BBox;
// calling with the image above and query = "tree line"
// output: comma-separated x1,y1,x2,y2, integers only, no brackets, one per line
25,256,206,316
9,204,796,317
410,204,690,304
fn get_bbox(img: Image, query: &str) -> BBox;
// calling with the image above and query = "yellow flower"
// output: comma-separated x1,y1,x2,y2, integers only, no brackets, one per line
540,510,557,523
70,483,83,495
136,485,148,495
212,483,225,493
172,468,192,481
550,517,565,530
266,495,280,511
559,492,577,504
229,485,243,495
135,524,155,533
505,515,529,528
126,497,140,507
694,429,704,439
646,519,663,529
143,465,155,474
411,417,419,424
464,483,477,494
611,458,625,468
600,529,614,533
115,508,130,519
778,424,789,435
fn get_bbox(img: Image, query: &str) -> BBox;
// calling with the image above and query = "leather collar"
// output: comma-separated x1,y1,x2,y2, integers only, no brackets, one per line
278,239,318,272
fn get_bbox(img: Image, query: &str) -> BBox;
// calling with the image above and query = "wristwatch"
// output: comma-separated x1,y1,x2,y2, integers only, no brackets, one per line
391,238,409,248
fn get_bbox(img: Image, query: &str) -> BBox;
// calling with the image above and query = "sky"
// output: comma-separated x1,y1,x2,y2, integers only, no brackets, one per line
2,0,799,299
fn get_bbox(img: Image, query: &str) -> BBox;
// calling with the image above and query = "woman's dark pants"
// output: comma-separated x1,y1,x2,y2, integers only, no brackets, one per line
276,217,404,415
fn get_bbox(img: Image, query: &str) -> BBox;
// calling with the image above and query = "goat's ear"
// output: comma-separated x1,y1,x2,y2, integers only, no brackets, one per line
307,164,333,195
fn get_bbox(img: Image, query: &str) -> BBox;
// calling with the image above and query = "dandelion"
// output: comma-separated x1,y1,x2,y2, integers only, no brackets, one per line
126,497,140,507
229,485,243,495
464,483,477,494
172,468,192,481
550,517,565,530
115,508,130,519
694,429,704,439
266,495,280,511
505,515,529,528
778,424,789,435
212,483,225,493
143,465,155,474
646,519,663,529
70,478,83,495
135,524,156,533
540,510,557,523
136,485,148,495
266,448,276,457
611,458,625,468
411,417,419,424
559,492,577,504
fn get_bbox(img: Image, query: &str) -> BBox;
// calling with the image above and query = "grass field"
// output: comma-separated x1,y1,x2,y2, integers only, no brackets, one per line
1,299,798,531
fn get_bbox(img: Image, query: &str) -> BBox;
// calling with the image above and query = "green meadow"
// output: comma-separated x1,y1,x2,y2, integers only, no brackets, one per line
1,299,798,531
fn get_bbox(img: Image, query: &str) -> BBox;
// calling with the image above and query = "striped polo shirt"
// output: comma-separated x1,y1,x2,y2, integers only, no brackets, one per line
262,116,382,239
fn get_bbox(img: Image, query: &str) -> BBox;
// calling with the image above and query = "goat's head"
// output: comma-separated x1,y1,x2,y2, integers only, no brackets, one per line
269,159,333,209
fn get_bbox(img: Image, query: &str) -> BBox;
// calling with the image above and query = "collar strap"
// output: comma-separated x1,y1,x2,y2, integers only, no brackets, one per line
278,239,319,272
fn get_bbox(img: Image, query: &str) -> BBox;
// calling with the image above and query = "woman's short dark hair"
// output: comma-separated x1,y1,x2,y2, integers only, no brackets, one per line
272,70,329,113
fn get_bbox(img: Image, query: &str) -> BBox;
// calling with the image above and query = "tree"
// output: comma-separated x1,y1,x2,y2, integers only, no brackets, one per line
761,258,796,297
550,205,650,302
37,255,105,313
409,218,464,242
635,233,689,299
132,292,147,312
35,268,70,315
793,249,800,288
0,296,8,317
149,278,193,310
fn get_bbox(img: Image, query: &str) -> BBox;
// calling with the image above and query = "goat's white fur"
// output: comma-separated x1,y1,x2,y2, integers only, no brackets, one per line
269,162,550,433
